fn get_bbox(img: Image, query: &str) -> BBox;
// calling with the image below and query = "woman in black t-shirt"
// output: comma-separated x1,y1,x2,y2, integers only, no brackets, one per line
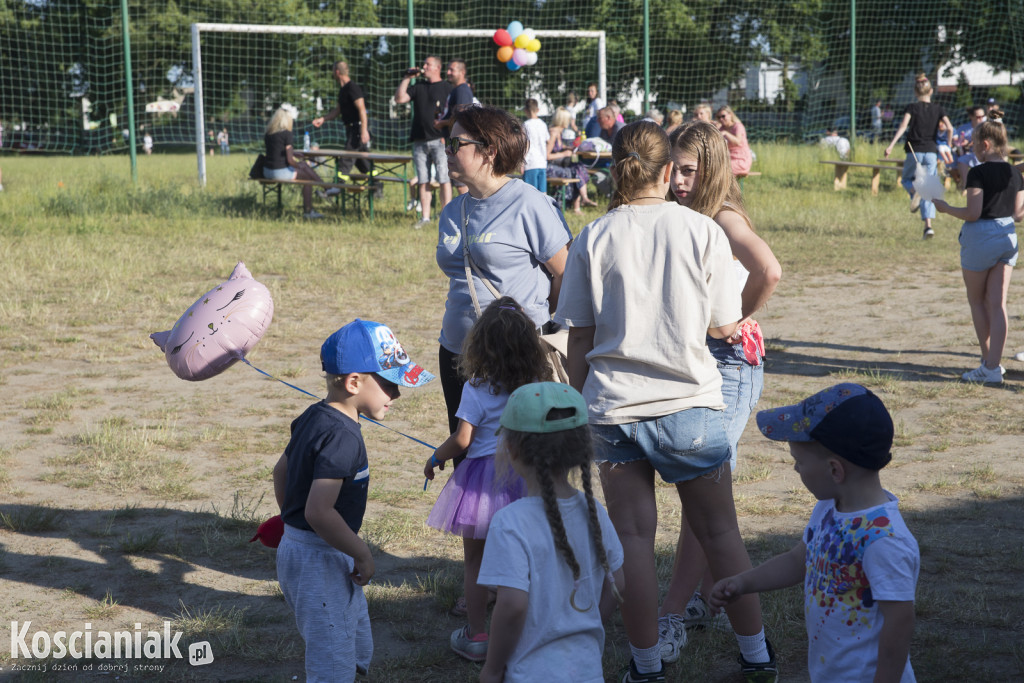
264,104,324,219
933,119,1024,383
885,74,953,239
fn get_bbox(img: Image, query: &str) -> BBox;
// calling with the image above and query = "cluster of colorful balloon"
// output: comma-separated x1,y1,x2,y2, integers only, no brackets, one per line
493,21,541,71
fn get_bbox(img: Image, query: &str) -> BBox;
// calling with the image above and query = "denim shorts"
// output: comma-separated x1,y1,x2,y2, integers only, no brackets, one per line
263,165,296,180
708,336,764,470
959,217,1018,271
413,138,449,185
591,407,731,484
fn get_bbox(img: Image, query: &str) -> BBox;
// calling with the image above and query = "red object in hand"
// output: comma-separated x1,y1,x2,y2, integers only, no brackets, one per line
250,515,284,548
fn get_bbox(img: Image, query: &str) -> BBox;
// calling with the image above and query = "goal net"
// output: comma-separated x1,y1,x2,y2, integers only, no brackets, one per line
1,1,1021,163
190,23,606,184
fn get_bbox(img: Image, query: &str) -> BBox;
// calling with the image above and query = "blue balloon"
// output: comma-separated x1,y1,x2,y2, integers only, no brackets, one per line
507,21,524,39
506,60,521,71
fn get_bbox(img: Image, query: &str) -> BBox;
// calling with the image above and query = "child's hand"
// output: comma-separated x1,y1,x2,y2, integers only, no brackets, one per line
709,575,746,612
351,552,375,586
933,199,948,214
424,453,445,481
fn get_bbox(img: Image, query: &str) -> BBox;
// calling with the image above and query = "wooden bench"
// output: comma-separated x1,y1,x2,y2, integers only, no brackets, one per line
547,177,581,212
820,160,902,195
253,178,368,217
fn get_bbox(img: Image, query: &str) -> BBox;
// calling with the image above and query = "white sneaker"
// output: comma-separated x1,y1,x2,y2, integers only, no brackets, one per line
961,364,1003,384
414,218,431,230
683,592,731,632
324,187,341,197
657,613,687,664
923,227,935,239
303,210,324,220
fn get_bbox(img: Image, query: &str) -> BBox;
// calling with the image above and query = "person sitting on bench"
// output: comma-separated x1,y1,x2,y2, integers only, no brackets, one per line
264,103,324,220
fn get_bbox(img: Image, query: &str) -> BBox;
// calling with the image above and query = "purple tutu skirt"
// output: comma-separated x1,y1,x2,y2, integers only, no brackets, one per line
426,455,526,539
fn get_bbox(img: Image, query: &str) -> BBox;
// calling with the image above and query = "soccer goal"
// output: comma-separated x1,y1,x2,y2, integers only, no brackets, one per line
190,23,607,185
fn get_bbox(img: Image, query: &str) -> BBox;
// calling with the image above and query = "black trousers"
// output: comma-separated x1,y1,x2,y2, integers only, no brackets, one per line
438,344,467,469
338,125,372,176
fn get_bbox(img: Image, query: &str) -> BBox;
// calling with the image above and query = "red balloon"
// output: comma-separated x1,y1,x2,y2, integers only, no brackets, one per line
493,29,513,47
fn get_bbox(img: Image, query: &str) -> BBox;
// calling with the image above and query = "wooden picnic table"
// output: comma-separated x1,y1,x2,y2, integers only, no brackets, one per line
820,160,902,195
296,149,412,219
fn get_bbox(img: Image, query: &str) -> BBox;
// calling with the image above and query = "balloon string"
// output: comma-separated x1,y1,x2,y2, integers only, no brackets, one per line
239,358,436,450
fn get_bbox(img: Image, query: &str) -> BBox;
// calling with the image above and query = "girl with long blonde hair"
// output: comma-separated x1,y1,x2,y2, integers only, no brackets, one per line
655,120,782,662
557,120,776,681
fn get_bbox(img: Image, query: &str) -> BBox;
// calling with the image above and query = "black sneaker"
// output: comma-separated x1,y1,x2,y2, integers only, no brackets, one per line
621,658,666,683
923,227,935,239
738,639,779,683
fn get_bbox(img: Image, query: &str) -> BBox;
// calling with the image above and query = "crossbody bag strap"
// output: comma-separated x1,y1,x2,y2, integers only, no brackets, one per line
460,197,501,318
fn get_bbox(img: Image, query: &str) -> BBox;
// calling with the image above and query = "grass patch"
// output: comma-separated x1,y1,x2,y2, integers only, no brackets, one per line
45,417,199,498
23,387,92,425
82,591,120,619
0,505,66,532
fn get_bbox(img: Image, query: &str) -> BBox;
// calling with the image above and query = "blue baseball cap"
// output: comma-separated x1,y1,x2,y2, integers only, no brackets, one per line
320,319,435,388
755,383,893,470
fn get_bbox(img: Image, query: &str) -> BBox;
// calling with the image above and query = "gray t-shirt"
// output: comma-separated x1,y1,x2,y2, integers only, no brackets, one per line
436,178,572,354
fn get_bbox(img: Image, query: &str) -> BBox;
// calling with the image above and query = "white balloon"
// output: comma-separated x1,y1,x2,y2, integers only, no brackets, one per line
525,51,538,66
523,28,537,41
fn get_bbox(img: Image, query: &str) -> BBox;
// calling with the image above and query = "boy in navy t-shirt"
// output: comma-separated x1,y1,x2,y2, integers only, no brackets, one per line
273,319,434,682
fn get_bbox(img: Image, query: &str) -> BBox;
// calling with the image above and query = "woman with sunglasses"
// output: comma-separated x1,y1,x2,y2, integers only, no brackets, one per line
435,105,572,439
714,106,753,179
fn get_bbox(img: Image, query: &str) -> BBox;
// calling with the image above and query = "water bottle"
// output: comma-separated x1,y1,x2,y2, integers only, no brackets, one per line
303,131,310,153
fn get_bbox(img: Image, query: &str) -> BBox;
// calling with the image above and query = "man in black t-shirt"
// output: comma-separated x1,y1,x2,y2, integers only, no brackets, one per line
436,59,476,194
313,61,372,176
395,55,453,226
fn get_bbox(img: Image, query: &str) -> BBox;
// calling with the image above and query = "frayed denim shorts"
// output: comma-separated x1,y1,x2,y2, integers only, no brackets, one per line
263,165,297,180
591,407,731,484
959,217,1018,271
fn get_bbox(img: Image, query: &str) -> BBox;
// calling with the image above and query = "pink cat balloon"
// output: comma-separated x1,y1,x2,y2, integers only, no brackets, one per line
151,262,274,381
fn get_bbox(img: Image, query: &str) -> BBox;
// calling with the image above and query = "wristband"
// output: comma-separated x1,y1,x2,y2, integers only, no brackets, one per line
429,454,440,468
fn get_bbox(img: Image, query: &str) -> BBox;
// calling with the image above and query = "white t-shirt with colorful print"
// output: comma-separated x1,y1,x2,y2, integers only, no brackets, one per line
803,492,919,683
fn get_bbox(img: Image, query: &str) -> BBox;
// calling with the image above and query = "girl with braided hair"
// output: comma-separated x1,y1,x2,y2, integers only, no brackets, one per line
478,382,624,683
425,296,553,663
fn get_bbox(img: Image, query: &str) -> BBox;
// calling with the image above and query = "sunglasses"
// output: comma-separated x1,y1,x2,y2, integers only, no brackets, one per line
717,114,729,120
446,136,486,154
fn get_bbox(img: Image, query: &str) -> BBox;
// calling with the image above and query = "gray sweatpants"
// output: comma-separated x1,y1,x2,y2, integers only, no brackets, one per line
277,525,373,682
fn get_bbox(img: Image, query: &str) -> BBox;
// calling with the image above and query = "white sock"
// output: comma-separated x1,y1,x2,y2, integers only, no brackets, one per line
736,628,770,664
630,642,662,674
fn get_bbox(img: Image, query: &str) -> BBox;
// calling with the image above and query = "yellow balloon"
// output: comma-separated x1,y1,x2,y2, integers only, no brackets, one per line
496,46,513,63
527,38,541,52
514,33,530,49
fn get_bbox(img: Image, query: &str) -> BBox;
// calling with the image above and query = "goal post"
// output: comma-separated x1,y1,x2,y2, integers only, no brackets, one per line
191,23,607,185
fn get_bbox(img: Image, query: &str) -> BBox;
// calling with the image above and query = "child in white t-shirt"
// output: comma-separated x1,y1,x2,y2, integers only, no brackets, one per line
424,296,554,663
522,99,550,193
478,382,624,683
711,383,919,683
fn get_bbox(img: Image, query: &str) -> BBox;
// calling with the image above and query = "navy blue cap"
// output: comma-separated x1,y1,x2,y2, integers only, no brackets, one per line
756,383,893,470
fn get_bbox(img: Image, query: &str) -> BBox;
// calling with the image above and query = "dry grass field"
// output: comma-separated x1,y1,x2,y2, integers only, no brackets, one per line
1,145,1022,681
